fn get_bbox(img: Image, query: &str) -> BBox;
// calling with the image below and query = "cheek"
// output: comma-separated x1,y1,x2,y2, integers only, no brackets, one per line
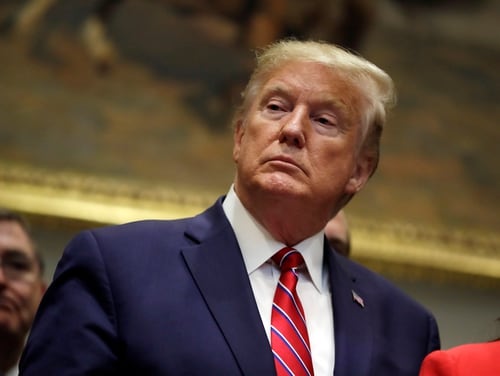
0,286,31,331
233,134,253,166
315,149,356,184
237,127,266,160
16,284,41,311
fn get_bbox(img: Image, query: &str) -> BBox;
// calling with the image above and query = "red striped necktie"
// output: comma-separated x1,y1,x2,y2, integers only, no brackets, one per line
271,247,314,376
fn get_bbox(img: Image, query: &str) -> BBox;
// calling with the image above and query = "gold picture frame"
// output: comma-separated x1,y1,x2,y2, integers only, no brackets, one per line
2,161,499,288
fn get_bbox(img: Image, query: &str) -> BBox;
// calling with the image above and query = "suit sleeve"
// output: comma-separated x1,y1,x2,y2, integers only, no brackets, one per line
20,230,121,375
427,313,441,354
419,350,454,376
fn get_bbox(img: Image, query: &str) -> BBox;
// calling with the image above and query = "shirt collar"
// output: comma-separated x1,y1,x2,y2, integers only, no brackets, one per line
222,185,326,293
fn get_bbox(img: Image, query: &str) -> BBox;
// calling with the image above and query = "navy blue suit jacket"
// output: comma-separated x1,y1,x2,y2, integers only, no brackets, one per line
20,197,440,375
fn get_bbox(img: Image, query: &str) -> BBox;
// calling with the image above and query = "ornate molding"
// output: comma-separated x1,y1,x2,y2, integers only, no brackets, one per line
350,218,500,287
0,161,215,223
1,161,499,285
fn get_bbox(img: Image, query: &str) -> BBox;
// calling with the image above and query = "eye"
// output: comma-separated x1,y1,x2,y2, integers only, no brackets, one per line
8,259,32,271
314,115,337,127
266,101,285,112
317,117,331,125
261,98,289,120
2,252,34,272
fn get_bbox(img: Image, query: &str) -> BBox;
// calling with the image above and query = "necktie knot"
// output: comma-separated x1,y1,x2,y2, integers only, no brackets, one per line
272,247,304,272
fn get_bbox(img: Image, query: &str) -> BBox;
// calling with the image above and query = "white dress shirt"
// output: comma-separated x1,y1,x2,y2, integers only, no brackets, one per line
222,186,335,375
5,364,18,376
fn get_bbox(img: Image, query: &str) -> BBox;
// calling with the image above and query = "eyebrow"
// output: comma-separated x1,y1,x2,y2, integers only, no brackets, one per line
263,84,348,111
1,249,33,259
260,85,292,103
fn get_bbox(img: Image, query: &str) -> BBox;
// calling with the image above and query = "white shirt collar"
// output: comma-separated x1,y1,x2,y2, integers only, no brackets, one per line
222,185,326,292
5,364,18,376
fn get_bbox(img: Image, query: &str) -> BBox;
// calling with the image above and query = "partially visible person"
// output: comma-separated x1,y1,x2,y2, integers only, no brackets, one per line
420,317,500,376
0,210,46,376
324,209,351,257
419,340,500,376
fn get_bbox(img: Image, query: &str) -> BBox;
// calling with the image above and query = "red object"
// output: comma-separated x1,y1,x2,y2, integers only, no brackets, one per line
419,340,500,376
271,247,314,376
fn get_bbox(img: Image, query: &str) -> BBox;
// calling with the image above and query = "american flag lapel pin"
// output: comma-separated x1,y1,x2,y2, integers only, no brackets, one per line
352,290,365,308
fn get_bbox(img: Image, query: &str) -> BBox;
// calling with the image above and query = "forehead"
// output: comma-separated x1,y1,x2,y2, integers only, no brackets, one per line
0,220,34,257
259,61,365,115
263,61,358,94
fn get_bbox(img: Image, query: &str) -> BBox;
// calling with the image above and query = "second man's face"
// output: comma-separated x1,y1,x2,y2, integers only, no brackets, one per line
233,61,371,215
0,221,45,340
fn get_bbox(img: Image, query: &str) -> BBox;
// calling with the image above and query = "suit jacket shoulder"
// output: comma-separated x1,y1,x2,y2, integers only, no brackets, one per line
20,197,275,376
327,250,441,376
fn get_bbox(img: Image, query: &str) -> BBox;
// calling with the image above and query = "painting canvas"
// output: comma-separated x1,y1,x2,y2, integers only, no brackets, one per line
0,0,498,284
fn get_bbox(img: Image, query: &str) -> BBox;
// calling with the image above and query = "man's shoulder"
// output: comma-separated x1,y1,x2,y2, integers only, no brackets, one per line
60,218,192,265
337,255,432,314
85,196,226,242
91,218,190,238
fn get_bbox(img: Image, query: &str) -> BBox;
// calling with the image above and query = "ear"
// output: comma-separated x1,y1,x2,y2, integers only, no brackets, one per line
33,280,47,306
232,119,245,163
41,280,48,294
38,280,47,297
344,154,376,195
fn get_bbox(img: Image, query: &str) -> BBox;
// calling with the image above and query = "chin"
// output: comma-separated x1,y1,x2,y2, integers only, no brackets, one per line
0,318,15,334
259,174,307,198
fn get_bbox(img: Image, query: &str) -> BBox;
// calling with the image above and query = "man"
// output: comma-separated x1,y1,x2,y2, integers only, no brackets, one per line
0,210,46,376
20,39,440,375
325,209,351,257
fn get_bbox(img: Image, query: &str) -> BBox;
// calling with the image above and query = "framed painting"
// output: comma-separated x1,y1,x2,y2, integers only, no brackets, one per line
1,0,498,286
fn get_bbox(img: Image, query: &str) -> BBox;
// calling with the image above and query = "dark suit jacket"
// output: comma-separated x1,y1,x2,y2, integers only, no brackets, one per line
20,197,440,375
419,341,500,376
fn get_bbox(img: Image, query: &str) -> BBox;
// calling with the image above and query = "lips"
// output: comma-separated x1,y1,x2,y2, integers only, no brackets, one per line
266,154,305,174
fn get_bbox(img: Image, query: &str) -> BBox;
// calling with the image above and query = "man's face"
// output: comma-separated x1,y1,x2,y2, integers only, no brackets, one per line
0,221,45,340
233,61,372,216
325,212,350,257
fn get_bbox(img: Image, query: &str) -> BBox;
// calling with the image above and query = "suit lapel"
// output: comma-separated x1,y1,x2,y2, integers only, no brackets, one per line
327,247,373,376
180,200,375,375
181,201,276,375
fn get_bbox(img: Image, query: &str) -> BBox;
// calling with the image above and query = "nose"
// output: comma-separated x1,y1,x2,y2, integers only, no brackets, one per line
278,106,307,148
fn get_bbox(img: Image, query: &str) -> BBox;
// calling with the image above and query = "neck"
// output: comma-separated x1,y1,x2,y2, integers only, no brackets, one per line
236,186,331,246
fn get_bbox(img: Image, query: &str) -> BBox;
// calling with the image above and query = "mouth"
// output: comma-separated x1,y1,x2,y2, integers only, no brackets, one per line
266,155,305,174
0,298,16,312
